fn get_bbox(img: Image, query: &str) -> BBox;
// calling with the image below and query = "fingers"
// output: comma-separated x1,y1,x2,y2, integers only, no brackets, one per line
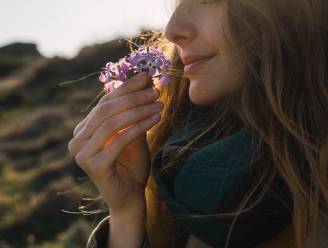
76,100,163,160
90,113,161,168
72,71,154,138
98,72,152,105
73,106,97,137
68,71,158,163
78,86,159,141
68,138,88,157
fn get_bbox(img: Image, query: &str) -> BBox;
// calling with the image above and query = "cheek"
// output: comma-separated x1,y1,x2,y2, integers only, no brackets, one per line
188,58,244,106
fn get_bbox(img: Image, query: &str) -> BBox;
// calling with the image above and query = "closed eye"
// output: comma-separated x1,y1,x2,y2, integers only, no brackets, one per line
199,0,221,4
176,0,221,5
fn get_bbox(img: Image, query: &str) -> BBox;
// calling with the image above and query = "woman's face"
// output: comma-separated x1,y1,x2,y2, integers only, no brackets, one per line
165,0,244,106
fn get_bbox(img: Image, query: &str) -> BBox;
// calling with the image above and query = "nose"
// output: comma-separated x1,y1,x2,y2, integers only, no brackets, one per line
164,3,196,48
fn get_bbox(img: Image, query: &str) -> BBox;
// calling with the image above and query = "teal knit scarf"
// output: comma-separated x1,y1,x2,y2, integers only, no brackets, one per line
151,106,292,247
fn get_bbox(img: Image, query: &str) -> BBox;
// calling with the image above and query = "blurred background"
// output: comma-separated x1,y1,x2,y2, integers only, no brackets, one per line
0,0,172,247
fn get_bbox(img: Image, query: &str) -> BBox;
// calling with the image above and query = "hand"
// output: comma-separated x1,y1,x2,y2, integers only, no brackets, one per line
68,72,163,212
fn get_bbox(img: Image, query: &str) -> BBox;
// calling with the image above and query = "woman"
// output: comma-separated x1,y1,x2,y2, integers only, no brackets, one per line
68,0,328,247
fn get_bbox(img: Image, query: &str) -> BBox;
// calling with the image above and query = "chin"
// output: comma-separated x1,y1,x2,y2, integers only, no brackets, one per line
188,78,218,106
189,88,216,106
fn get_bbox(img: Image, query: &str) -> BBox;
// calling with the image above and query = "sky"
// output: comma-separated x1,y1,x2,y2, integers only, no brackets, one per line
0,0,174,58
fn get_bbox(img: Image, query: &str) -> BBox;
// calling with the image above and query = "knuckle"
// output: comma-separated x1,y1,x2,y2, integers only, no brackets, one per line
68,138,77,154
73,128,78,137
73,124,82,137
75,152,88,167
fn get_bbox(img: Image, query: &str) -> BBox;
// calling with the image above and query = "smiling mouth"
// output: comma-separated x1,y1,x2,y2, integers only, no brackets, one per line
183,55,216,75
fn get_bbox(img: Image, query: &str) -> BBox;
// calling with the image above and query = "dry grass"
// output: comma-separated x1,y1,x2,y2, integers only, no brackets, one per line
0,32,143,246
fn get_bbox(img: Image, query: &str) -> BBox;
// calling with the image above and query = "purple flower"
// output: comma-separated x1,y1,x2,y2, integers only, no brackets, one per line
138,57,162,76
99,71,112,83
99,44,172,94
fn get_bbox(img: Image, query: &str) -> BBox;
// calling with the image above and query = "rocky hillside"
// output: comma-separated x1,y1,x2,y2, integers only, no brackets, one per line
0,42,43,78
0,30,155,247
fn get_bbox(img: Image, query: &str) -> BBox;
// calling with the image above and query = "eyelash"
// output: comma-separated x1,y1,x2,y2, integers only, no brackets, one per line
199,0,219,4
177,0,220,6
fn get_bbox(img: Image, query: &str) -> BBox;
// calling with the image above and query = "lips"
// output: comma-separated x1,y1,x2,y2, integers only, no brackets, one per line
181,54,216,66
181,54,216,74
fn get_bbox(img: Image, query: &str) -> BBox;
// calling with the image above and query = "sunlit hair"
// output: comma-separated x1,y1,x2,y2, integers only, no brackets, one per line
143,0,328,247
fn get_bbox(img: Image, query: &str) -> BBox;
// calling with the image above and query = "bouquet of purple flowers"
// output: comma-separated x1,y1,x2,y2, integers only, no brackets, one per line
98,44,172,94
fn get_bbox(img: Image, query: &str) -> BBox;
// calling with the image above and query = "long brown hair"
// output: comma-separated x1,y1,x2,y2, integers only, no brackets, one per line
144,0,328,247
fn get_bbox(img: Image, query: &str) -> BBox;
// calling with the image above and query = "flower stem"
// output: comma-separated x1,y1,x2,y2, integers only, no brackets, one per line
58,71,100,86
